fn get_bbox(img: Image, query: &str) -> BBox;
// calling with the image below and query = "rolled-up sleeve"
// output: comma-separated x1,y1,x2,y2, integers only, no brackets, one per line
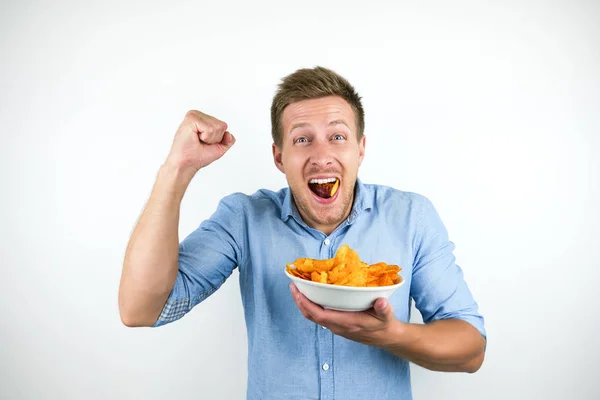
410,196,487,340
153,193,246,327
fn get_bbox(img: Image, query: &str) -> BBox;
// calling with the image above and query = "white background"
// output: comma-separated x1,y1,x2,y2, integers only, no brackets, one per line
1,0,599,399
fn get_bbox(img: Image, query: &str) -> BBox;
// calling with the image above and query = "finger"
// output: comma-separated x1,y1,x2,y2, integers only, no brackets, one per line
180,111,211,137
291,284,356,327
197,131,236,167
182,111,228,144
371,298,395,321
290,284,314,321
199,117,228,144
219,131,236,149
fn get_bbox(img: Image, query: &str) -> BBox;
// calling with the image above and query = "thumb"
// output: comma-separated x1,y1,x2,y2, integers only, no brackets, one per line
220,131,236,149
373,298,394,321
200,131,236,168
210,131,235,159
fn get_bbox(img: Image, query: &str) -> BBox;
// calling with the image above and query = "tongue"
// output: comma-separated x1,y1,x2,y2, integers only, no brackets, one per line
310,182,335,198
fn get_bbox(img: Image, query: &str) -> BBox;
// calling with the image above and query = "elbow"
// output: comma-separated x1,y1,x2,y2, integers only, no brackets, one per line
462,350,485,373
120,311,146,328
118,285,160,328
119,301,159,327
119,304,141,327
119,309,157,328
118,298,156,328
119,291,139,327
460,328,487,373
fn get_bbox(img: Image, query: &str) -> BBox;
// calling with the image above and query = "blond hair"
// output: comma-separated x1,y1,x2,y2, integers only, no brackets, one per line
270,66,365,148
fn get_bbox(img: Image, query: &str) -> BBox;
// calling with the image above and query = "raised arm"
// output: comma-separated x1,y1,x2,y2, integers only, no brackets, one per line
118,111,235,327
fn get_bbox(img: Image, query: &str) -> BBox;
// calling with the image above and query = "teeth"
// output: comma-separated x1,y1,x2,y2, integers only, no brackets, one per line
309,177,338,184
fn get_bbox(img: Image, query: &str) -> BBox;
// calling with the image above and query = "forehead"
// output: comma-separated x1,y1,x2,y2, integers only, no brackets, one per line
281,96,355,131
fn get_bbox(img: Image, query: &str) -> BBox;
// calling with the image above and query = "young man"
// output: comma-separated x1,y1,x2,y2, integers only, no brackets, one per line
119,66,487,399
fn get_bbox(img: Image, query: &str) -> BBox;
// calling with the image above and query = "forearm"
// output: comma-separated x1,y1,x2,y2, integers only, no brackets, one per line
119,163,195,327
378,319,486,373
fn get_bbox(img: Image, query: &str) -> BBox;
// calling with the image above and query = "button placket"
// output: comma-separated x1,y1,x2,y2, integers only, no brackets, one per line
316,235,335,399
317,316,334,399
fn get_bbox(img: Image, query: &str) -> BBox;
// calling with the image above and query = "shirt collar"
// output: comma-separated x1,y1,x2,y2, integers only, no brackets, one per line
281,177,372,226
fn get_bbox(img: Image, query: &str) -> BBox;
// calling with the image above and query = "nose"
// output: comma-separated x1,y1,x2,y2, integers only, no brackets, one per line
309,139,334,168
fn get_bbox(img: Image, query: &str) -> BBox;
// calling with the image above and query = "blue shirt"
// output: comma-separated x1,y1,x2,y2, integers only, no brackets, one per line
154,178,486,400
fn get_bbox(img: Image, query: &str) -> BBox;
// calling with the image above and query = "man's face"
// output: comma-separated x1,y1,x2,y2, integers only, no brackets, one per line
273,96,366,235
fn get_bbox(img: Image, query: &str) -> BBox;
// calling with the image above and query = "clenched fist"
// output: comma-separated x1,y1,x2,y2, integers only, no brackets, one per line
165,110,236,174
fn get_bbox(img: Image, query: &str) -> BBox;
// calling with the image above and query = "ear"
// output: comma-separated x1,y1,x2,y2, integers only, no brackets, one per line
358,135,366,166
272,143,285,173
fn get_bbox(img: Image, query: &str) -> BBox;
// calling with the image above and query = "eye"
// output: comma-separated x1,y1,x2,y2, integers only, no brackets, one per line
295,137,308,144
332,134,345,141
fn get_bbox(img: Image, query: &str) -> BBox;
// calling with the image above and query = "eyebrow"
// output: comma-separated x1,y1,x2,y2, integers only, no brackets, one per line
328,119,350,129
289,119,350,134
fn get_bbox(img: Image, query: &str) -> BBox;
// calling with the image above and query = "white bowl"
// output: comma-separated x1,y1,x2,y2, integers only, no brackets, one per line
285,269,405,312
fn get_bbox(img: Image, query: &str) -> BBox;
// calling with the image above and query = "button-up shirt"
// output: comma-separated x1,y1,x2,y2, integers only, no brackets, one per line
154,179,487,400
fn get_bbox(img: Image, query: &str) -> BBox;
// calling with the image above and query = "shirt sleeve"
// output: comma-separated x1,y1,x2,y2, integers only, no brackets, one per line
410,195,487,340
153,193,246,327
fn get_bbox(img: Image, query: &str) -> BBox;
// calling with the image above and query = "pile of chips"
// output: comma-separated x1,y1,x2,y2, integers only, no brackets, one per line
286,244,402,287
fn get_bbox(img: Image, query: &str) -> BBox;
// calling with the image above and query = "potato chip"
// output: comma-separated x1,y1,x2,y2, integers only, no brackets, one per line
286,244,402,287
319,271,328,284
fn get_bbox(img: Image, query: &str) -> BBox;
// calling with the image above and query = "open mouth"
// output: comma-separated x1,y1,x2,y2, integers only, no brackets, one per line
308,177,340,199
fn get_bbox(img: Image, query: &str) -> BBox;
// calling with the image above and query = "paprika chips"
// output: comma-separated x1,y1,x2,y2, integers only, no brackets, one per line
286,244,402,287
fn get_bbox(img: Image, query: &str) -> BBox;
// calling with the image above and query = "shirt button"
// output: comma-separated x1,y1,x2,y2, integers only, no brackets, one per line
324,238,330,246
322,363,330,371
